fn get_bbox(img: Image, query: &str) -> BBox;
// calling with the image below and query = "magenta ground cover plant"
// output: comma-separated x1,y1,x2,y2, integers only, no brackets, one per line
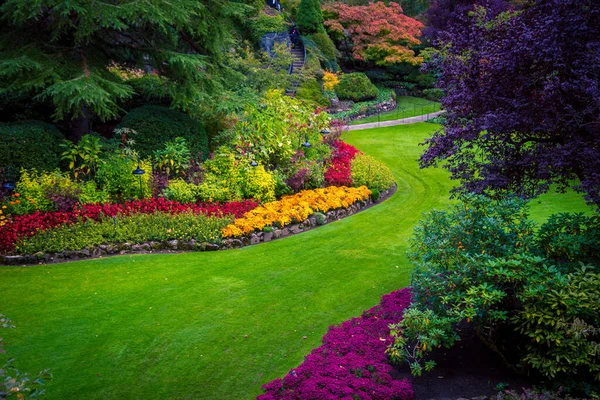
259,288,413,400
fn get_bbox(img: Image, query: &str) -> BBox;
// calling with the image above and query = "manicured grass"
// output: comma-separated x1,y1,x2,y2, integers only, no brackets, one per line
350,96,441,125
0,124,593,400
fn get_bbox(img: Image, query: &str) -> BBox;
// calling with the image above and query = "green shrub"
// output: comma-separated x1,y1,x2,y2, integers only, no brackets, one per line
95,154,152,202
247,13,287,41
536,213,600,266
369,188,380,202
242,165,276,203
116,105,209,159
304,32,338,71
153,137,191,178
335,73,378,102
161,179,199,204
295,78,329,107
351,154,394,191
422,88,444,101
296,0,324,34
387,196,600,393
15,212,231,254
13,169,80,213
78,181,110,205
329,87,395,121
0,120,64,173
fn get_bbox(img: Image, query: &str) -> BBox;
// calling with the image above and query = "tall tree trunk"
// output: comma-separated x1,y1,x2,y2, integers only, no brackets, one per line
69,106,90,143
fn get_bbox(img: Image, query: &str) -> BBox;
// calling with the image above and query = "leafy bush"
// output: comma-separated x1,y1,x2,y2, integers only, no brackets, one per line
304,32,338,70
60,134,104,179
0,120,64,173
247,13,287,41
229,90,331,170
95,154,152,202
242,165,276,203
387,196,600,393
536,213,600,265
351,154,394,191
423,88,444,101
161,179,199,204
335,73,378,102
116,105,209,159
153,137,191,178
13,169,81,213
15,212,232,254
295,78,329,107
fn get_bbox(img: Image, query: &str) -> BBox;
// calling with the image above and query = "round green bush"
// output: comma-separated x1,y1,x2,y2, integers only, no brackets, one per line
335,73,378,102
0,120,64,173
116,105,209,159
351,154,394,191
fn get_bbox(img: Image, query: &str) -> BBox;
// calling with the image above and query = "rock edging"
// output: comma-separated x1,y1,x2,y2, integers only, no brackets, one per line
0,184,396,266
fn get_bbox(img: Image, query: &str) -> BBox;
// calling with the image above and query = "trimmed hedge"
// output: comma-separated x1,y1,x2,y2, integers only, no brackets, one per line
0,120,64,173
116,105,209,159
335,73,378,102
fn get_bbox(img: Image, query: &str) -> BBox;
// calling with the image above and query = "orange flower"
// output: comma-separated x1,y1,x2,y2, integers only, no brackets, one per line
15,200,20,204
10,201,14,205
13,193,20,197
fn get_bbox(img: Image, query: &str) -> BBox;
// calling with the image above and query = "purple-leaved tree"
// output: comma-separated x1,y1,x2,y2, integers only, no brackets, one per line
421,0,600,208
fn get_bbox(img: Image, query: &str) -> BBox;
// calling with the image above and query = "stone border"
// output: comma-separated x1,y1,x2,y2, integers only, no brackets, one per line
0,184,397,266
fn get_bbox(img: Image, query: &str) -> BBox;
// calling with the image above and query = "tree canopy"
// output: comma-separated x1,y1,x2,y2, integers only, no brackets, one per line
323,2,424,66
0,0,253,138
421,0,600,208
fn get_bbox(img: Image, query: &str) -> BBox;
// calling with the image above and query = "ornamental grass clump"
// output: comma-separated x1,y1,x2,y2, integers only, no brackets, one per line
222,186,370,237
258,288,414,399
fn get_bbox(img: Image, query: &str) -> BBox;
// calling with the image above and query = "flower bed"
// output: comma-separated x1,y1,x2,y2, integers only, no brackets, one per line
258,288,414,400
0,198,258,254
222,186,371,238
324,141,361,187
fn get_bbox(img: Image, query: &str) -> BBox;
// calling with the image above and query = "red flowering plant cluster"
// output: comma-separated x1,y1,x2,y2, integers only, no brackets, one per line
324,140,361,187
259,288,414,400
0,198,258,254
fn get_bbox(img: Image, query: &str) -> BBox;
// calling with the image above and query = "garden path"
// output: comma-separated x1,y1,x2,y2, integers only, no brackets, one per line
347,110,446,130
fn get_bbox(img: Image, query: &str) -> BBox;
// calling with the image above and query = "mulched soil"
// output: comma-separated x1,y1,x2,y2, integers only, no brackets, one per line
392,324,531,400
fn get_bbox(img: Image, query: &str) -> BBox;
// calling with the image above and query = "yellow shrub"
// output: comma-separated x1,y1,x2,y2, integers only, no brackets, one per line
323,71,340,91
222,186,370,237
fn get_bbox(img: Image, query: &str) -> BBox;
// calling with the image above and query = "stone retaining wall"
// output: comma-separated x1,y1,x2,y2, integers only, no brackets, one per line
1,185,396,266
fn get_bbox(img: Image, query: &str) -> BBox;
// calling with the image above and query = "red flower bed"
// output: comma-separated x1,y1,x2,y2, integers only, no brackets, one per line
324,140,361,187
259,288,414,400
0,198,258,253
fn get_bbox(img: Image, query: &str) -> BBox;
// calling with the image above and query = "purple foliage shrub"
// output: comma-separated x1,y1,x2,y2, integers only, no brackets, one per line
258,288,414,400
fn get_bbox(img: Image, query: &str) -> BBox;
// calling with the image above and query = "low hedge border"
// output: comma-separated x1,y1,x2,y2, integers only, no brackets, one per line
0,184,396,266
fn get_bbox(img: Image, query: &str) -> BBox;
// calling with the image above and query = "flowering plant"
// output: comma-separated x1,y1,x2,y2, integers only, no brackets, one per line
324,140,361,187
222,186,370,237
258,289,414,399
0,198,258,253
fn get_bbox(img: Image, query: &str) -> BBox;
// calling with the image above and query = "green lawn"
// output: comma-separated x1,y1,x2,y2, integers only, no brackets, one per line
0,124,593,399
350,96,442,125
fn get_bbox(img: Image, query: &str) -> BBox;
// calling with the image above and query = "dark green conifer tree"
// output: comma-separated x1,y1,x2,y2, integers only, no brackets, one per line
0,0,252,139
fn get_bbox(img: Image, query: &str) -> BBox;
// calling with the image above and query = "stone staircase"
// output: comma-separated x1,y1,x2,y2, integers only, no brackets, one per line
285,40,305,97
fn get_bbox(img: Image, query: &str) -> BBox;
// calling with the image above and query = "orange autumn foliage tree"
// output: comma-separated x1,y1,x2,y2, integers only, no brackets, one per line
323,2,424,66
